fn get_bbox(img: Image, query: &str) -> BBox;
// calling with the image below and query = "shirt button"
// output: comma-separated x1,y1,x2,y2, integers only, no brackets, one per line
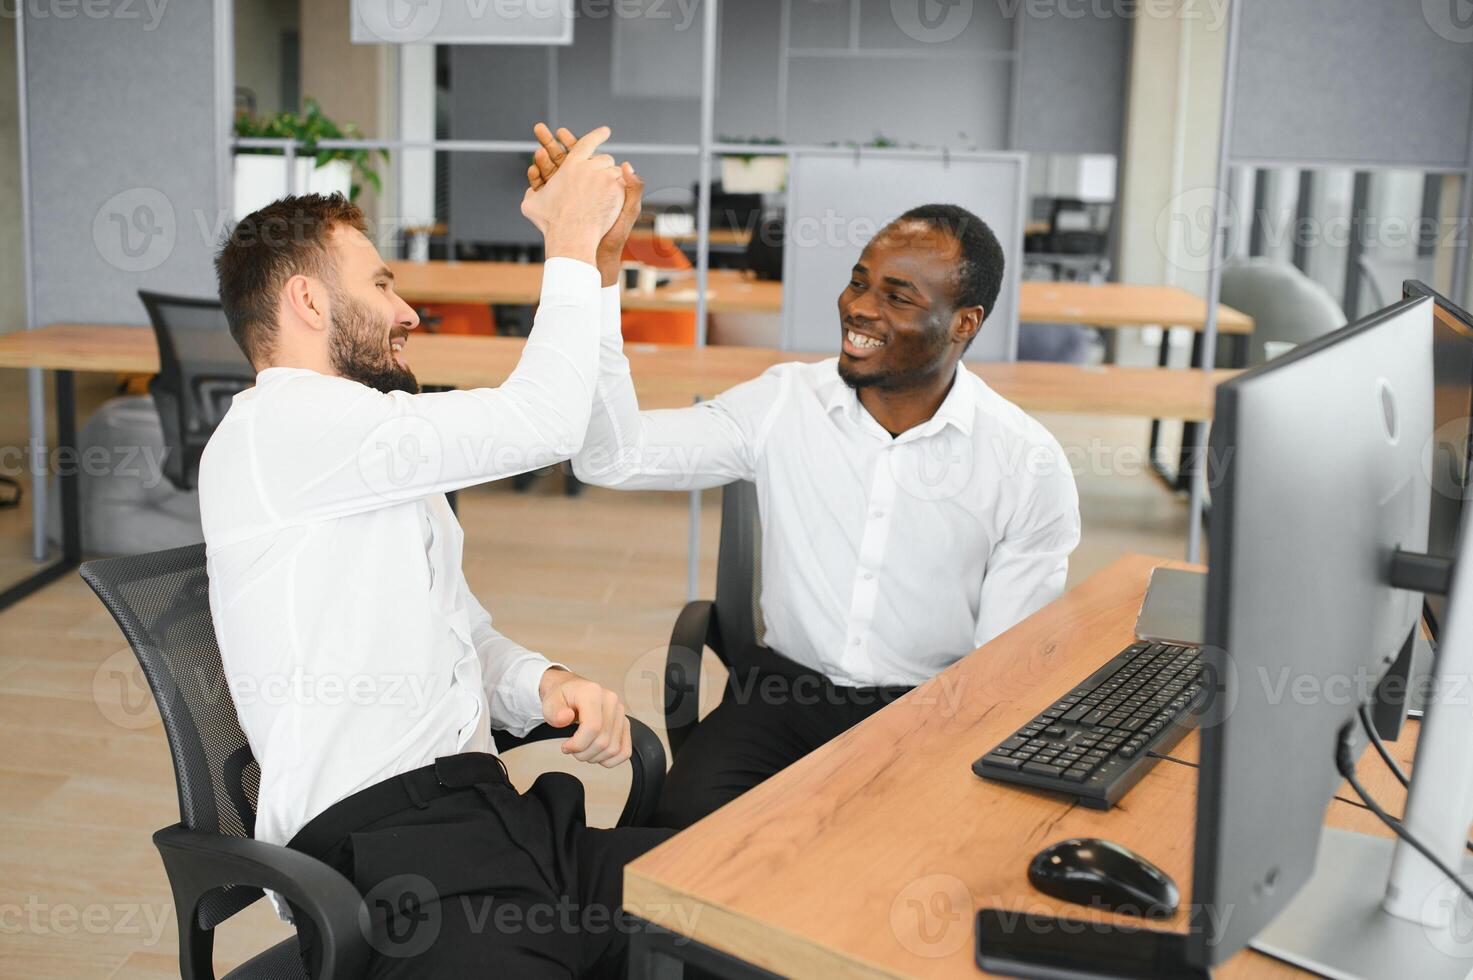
871,510,884,519
863,571,874,580
851,637,861,646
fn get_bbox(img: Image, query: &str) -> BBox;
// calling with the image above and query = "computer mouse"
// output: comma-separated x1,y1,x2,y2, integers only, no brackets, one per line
1028,837,1179,917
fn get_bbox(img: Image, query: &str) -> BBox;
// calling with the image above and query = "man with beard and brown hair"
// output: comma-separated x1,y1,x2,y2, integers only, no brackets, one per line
200,128,675,977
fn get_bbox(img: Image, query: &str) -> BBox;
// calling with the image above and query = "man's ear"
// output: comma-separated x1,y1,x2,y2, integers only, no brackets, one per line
953,306,984,347
283,273,329,334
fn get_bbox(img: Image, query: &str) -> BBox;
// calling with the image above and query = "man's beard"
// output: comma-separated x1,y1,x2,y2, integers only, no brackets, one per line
328,287,419,395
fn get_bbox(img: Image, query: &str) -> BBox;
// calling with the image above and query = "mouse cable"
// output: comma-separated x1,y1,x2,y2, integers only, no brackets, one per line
1146,751,1197,768
1356,704,1473,856
1336,719,1473,903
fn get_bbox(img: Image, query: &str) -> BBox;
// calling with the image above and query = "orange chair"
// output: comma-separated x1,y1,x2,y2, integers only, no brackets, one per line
621,234,697,346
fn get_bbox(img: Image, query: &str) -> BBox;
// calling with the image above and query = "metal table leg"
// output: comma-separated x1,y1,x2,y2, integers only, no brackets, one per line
0,369,80,611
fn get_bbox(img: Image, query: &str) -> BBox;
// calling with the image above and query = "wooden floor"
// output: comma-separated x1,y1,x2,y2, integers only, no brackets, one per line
0,366,1190,979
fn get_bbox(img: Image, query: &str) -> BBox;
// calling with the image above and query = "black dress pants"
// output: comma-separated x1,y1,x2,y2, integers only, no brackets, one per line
285,752,673,979
652,651,913,829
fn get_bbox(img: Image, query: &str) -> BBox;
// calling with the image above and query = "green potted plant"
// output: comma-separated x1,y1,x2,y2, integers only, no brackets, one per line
719,136,787,193
233,98,388,217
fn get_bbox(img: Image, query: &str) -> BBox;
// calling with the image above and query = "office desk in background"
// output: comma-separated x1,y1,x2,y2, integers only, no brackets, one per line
384,261,1256,336
623,553,1420,979
0,324,1235,612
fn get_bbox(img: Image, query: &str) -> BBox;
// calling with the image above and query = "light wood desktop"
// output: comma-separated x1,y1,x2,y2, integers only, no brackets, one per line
0,324,1236,421
623,553,1420,979
385,260,1255,333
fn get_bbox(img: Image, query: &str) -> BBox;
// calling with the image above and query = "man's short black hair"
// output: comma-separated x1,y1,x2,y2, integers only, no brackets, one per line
888,203,1005,323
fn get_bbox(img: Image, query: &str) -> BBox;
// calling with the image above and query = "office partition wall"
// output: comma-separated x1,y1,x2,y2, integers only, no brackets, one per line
18,0,230,562
1186,0,1473,561
781,149,1027,363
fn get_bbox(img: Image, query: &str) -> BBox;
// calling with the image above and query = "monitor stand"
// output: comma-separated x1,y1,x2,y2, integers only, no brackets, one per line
1407,630,1435,718
1250,829,1473,979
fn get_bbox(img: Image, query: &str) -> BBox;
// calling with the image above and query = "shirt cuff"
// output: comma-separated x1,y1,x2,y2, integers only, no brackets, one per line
541,256,601,303
501,654,567,734
600,284,623,342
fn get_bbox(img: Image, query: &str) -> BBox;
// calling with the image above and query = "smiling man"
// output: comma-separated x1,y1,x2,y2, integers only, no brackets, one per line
531,123,1080,828
199,129,682,977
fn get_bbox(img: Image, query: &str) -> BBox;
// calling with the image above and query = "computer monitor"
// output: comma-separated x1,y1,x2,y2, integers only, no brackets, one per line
1403,280,1473,642
1189,297,1445,975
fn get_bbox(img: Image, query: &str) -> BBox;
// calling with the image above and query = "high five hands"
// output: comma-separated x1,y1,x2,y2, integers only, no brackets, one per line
525,123,645,287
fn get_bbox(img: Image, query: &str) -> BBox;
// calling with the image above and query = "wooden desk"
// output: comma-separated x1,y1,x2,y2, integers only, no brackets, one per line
623,554,1412,979
386,261,1254,333
0,324,1235,421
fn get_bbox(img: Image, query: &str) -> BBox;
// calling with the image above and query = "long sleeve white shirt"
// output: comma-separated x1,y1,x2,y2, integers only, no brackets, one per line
199,258,601,863
574,288,1082,688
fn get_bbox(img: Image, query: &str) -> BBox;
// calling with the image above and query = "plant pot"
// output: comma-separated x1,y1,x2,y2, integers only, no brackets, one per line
720,155,787,194
233,156,354,219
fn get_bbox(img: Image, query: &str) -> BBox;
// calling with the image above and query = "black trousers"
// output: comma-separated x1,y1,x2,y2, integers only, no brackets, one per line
285,752,673,979
652,651,913,829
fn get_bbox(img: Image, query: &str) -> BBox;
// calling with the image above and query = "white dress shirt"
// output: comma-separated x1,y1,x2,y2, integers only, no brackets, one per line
574,290,1081,688
199,258,602,868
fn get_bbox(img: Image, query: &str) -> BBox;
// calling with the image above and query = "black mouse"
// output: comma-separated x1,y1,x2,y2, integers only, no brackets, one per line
1028,837,1179,917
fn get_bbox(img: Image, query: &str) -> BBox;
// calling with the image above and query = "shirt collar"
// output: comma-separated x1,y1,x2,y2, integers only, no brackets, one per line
823,362,976,439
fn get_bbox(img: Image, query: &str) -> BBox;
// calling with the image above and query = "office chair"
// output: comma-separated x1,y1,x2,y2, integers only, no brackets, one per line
663,480,766,758
1217,257,1345,367
80,543,667,980
139,291,255,492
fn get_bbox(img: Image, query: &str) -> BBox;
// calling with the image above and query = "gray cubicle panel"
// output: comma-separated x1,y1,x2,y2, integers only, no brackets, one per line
23,2,225,327
780,150,1026,363
1229,0,1473,170
352,0,573,45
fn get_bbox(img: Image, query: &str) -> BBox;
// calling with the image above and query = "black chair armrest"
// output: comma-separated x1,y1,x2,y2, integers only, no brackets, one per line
153,824,368,980
665,600,718,760
493,718,667,828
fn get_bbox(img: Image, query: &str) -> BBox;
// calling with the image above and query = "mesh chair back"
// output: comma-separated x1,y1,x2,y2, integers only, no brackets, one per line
140,290,254,491
80,544,263,928
712,481,767,672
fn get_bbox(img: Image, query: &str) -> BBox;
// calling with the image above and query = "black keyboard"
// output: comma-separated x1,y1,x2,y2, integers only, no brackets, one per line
972,641,1205,809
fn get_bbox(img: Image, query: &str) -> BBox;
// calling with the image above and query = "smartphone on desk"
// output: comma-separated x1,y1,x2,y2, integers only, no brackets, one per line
975,908,1210,979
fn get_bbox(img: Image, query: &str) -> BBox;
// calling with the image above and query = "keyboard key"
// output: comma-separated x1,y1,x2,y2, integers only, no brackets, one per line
1061,704,1092,723
1044,726,1066,737
1023,762,1065,777
1000,737,1030,752
1062,769,1089,783
983,753,1024,770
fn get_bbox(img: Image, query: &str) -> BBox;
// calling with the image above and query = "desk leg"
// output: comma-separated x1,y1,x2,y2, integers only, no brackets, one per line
1147,327,1173,489
0,370,81,611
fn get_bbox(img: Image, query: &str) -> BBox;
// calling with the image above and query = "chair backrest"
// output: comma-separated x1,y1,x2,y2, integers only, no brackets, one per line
139,290,255,490
712,481,768,672
1219,258,1346,367
80,544,263,929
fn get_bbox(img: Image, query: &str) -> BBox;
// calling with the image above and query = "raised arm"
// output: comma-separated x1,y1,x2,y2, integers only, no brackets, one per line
528,123,784,491
237,128,630,525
